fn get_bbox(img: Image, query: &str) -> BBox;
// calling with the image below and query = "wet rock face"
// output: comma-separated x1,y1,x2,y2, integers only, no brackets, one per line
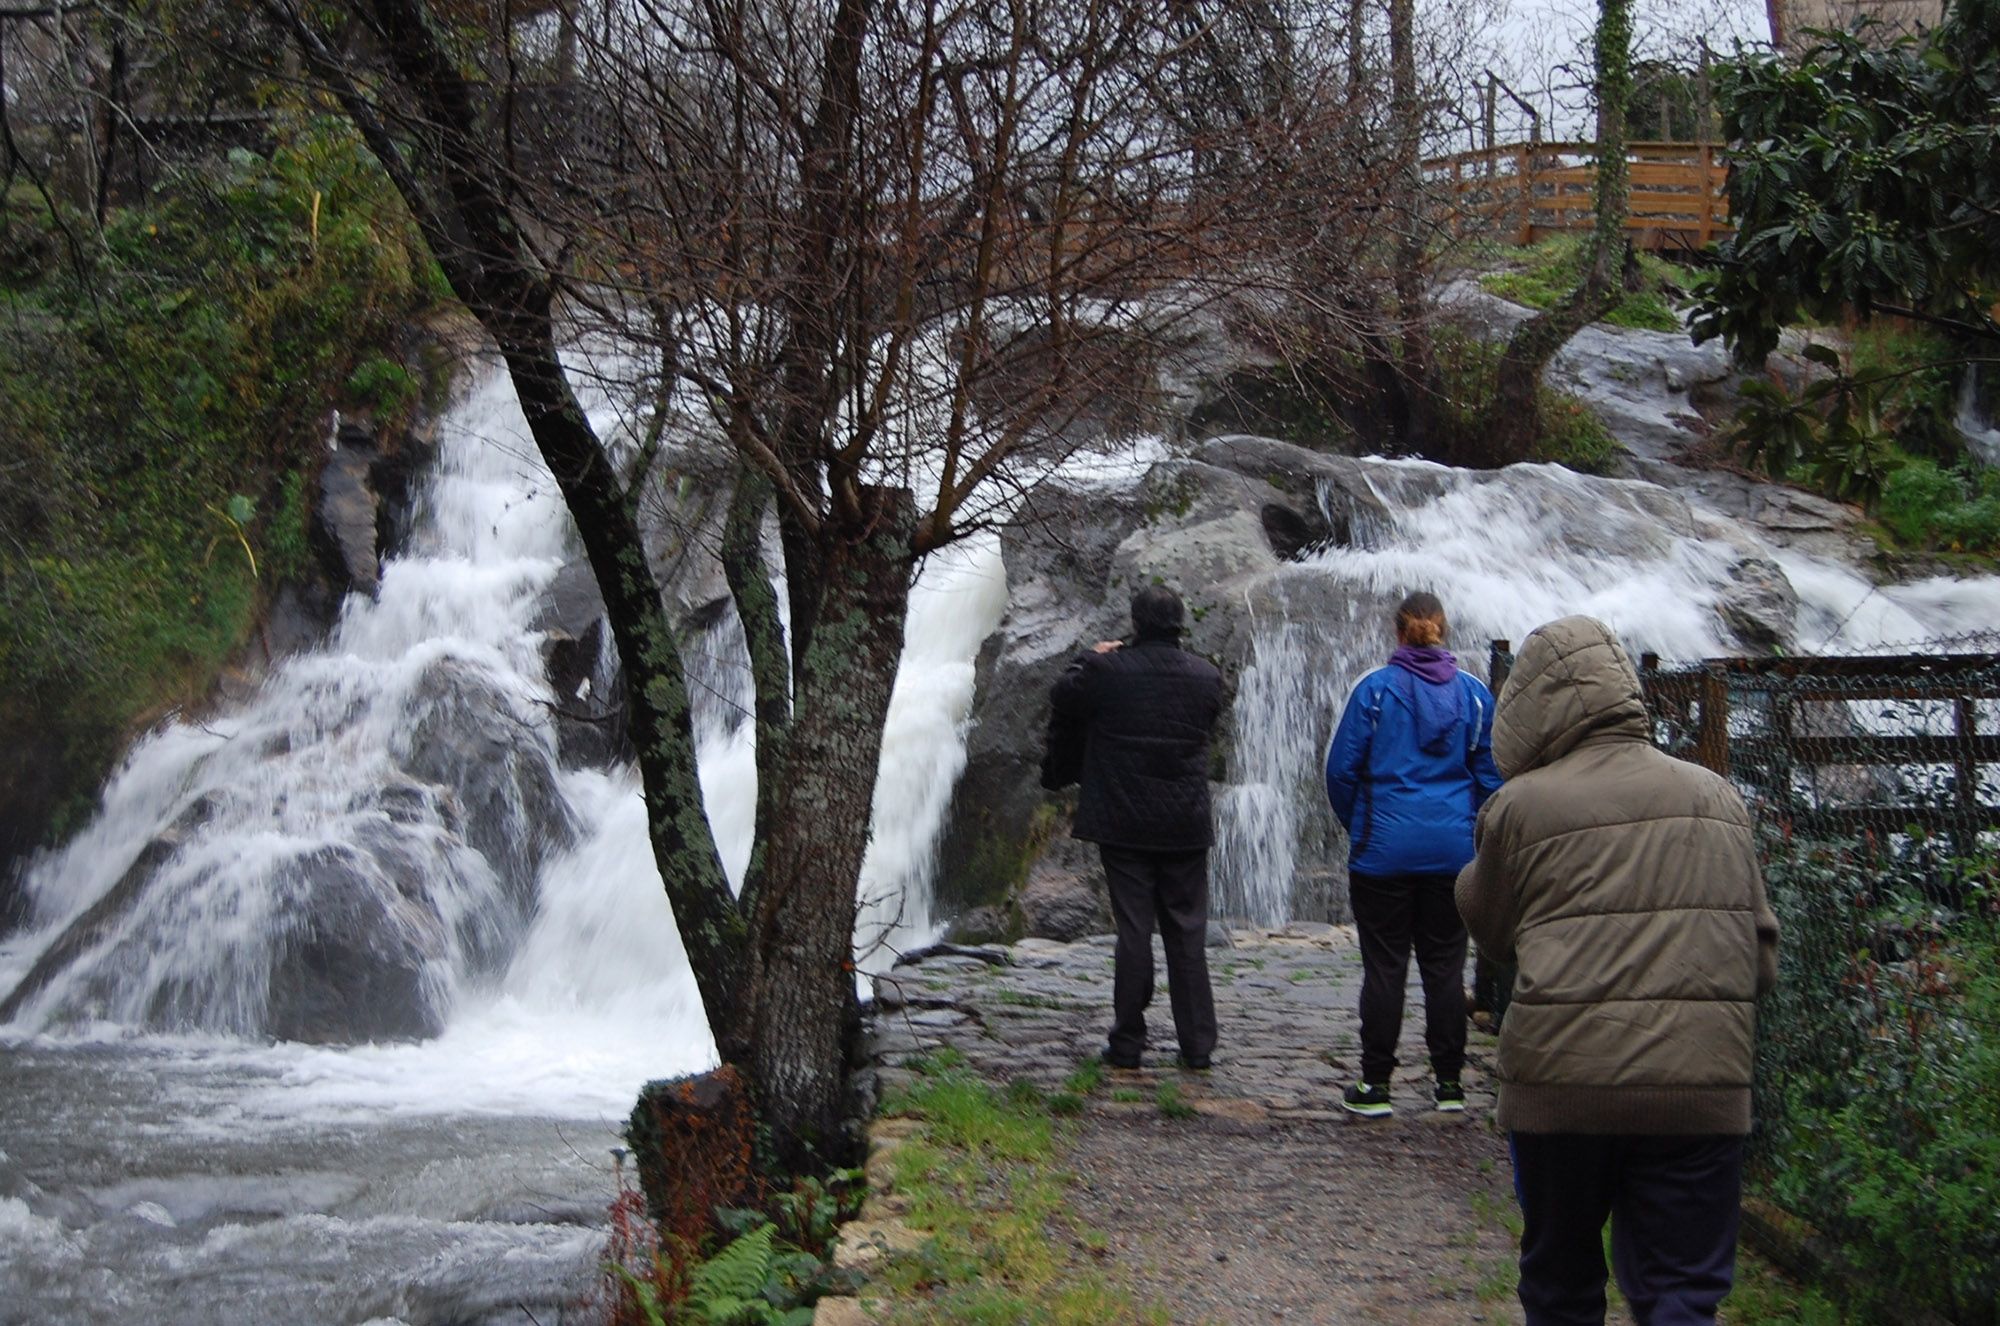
935,434,1414,924
0,660,575,1045
401,659,578,916
534,561,629,768
1016,839,1113,942
262,846,447,1044
315,424,385,597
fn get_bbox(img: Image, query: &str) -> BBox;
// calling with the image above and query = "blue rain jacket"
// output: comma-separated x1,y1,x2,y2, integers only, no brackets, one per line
1325,665,1503,877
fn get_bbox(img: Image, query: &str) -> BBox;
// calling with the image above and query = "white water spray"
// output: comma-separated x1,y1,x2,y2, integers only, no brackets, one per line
0,362,1008,1117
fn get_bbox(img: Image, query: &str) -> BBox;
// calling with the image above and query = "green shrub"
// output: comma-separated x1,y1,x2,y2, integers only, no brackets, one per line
346,353,418,422
1878,459,2000,553
0,114,440,843
1430,328,1621,474
1755,835,2000,1322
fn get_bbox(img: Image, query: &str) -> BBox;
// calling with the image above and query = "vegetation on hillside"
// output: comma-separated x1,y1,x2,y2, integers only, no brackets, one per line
1693,0,1999,526
1756,833,2000,1323
0,118,441,841
1478,234,1693,333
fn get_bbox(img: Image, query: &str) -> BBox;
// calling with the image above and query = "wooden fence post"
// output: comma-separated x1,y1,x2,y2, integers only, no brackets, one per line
1515,144,1532,245
1696,665,1731,775
1489,639,1514,697
1955,695,1977,859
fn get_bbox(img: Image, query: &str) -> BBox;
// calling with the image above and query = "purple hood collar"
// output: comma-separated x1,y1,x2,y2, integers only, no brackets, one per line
1389,644,1458,684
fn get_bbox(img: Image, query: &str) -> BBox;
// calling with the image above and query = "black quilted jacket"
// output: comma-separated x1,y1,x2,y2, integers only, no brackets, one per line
1048,636,1223,851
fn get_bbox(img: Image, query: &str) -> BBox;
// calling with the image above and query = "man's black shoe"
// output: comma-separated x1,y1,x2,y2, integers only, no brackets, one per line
1175,1054,1212,1071
1100,1050,1141,1070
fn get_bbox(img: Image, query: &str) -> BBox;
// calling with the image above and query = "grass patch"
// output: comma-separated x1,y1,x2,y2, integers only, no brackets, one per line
1721,1251,1854,1325
1476,233,1694,332
995,990,1076,1011
874,1055,1168,1325
1062,1057,1106,1096
1154,1081,1196,1120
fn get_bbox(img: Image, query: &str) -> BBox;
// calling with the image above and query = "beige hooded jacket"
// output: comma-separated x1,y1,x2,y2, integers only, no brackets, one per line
1455,616,1779,1135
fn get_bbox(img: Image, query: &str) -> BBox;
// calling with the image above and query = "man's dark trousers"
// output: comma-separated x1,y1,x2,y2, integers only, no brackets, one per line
1511,1131,1746,1326
1101,845,1216,1065
1348,871,1466,1084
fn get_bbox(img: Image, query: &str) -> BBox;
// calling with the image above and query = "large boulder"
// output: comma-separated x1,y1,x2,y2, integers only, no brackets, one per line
0,659,574,1044
1015,838,1113,941
261,844,451,1043
400,658,578,916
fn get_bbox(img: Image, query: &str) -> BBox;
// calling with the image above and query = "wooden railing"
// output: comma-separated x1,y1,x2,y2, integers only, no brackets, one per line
1427,140,1730,253
1489,640,2000,855
1637,651,2000,852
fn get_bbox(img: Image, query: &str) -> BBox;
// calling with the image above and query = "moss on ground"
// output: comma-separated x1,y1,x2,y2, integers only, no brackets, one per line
1477,233,1695,333
868,1049,1167,1326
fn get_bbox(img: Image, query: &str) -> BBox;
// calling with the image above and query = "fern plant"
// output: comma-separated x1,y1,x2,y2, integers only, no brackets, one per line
681,1223,815,1326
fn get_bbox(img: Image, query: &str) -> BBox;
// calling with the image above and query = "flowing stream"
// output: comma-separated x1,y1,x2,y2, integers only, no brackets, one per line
1211,458,2000,924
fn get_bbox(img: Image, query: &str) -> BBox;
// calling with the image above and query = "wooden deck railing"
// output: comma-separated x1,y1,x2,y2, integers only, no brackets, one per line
1427,140,1730,252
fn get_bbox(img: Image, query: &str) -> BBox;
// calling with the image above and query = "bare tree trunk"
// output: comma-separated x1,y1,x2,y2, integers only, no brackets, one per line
1481,0,1632,464
1345,0,1366,102
741,488,915,1170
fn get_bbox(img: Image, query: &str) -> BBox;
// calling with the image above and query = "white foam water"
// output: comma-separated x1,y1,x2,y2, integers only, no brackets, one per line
0,359,1010,1118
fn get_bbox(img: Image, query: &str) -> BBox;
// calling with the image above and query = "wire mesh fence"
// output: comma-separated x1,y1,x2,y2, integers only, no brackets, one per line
1634,639,2000,1324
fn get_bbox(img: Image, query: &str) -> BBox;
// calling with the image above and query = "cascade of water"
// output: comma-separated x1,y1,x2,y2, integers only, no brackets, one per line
1,372,576,1042
1958,365,2000,469
0,361,1007,1114
1211,457,2000,925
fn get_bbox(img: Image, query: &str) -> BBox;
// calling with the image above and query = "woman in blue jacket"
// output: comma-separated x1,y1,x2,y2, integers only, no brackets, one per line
1325,591,1502,1117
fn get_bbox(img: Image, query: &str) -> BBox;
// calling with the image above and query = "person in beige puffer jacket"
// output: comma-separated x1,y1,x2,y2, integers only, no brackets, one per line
1455,616,1779,1326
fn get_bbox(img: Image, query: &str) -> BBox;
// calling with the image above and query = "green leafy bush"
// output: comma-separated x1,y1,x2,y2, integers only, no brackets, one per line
1755,834,2000,1322
1879,459,2000,553
0,115,438,838
1430,328,1621,474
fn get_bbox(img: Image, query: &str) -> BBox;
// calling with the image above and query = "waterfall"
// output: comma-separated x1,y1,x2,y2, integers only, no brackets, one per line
1210,457,2000,925
0,362,1006,1115
1958,364,2000,469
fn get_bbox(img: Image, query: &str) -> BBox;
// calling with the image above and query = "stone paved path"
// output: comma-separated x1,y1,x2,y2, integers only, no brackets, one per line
864,924,1529,1325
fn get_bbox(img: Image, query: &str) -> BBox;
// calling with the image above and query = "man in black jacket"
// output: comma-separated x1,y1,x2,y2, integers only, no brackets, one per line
1048,585,1224,1069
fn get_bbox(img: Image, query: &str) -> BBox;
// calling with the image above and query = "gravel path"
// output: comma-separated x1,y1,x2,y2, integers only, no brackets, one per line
866,925,1531,1324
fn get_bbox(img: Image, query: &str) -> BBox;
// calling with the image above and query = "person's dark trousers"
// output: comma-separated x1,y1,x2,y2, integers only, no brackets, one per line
1347,871,1467,1084
1100,845,1217,1065
1510,1131,1746,1326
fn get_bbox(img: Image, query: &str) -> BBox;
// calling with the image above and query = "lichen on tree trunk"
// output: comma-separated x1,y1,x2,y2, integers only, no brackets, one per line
733,486,917,1171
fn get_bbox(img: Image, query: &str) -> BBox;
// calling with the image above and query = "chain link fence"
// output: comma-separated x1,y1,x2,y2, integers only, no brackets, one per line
1635,638,2000,1324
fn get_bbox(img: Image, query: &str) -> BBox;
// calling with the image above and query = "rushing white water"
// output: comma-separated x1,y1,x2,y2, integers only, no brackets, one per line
1958,366,2000,469
1210,457,2000,925
0,360,1008,1116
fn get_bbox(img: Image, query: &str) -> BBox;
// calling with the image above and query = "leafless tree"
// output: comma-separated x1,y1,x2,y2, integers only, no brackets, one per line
259,0,1399,1170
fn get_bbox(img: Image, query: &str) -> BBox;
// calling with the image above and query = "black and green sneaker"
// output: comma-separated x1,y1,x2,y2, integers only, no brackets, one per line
1434,1081,1466,1113
1340,1081,1393,1118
